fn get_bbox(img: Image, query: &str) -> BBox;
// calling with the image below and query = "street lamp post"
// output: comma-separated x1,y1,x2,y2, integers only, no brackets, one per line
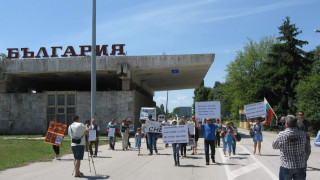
91,0,96,120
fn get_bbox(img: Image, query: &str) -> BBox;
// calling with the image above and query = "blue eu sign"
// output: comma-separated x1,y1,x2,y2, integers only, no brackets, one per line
171,69,179,74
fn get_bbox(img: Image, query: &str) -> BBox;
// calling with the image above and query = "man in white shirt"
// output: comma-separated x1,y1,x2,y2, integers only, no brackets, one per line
68,115,89,177
89,118,100,157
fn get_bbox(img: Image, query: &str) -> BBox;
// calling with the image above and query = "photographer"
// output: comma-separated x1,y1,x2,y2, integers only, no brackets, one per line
68,115,89,178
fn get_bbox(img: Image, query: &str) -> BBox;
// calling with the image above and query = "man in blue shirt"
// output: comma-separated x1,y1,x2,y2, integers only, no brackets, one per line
197,118,222,165
315,130,320,147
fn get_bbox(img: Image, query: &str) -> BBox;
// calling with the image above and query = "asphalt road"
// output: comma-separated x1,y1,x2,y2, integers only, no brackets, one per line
0,128,319,180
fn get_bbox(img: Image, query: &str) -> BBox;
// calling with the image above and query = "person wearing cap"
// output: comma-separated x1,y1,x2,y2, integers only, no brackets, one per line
196,118,222,165
147,115,159,155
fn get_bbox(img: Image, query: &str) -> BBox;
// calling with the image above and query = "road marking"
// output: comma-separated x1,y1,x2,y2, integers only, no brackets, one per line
231,162,260,178
238,144,278,180
218,148,233,180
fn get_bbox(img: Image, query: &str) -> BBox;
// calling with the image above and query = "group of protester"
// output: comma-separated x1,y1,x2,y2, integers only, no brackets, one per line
63,111,319,179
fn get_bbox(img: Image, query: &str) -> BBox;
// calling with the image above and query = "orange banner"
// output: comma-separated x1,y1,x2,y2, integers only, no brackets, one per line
44,121,67,146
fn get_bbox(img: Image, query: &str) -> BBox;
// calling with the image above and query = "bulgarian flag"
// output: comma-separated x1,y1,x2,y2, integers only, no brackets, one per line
264,97,275,126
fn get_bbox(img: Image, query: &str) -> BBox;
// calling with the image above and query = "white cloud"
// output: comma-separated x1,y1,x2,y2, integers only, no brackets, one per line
202,0,318,23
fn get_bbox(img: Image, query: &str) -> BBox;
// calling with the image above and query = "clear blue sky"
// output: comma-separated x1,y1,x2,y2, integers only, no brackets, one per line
1,0,319,112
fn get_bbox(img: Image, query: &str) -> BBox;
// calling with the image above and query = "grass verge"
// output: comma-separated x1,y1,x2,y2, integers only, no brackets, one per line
0,137,108,171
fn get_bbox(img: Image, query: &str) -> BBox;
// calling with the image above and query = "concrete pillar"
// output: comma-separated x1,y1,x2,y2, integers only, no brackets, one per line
122,78,130,91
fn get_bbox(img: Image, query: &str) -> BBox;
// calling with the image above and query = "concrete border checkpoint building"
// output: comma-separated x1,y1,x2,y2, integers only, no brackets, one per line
0,48,214,134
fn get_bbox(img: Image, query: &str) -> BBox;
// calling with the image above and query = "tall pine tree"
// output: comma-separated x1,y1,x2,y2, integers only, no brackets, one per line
261,17,311,114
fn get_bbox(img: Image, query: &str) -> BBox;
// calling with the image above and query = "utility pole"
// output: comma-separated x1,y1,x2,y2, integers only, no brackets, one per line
91,0,96,120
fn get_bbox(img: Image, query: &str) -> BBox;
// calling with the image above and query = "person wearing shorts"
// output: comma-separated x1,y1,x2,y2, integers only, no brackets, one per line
68,115,89,177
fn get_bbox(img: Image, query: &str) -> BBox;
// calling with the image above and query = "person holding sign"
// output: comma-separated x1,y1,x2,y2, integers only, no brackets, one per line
188,116,199,155
252,117,266,156
171,120,180,166
121,118,130,150
196,118,222,165
147,114,159,155
52,118,61,160
179,118,188,158
68,115,89,178
107,118,118,150
89,118,100,157
162,116,171,148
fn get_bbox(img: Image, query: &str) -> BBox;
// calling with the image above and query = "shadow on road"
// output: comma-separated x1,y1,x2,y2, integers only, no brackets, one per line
231,156,248,160
58,158,74,161
82,174,110,179
96,156,112,159
179,164,205,168
307,166,320,171
185,156,203,159
260,154,279,157
237,153,250,156
215,162,242,166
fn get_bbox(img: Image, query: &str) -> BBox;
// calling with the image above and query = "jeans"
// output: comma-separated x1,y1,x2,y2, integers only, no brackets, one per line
148,133,157,154
172,143,180,164
279,166,306,180
223,140,232,153
108,136,116,150
204,140,215,163
232,140,237,154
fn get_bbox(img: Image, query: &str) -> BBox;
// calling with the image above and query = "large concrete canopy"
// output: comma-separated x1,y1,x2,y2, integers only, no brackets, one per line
0,54,215,94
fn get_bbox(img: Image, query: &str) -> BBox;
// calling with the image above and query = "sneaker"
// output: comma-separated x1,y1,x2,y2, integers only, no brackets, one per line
212,159,215,163
233,152,236,155
191,152,195,155
148,153,152,155
206,162,209,165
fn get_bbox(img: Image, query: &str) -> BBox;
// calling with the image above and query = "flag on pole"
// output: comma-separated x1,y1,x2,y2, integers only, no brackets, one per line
264,97,274,126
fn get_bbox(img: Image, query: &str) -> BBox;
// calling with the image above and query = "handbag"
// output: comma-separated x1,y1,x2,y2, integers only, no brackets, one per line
236,133,241,141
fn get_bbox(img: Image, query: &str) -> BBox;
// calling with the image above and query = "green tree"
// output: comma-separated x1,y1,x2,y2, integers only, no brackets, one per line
296,46,320,131
192,80,211,114
156,105,165,116
0,53,7,60
260,17,311,115
160,104,165,112
224,36,276,118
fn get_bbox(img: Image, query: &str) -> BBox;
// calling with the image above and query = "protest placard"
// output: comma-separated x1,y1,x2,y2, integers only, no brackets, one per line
146,120,162,133
195,101,221,119
44,121,67,146
129,125,134,133
108,128,115,137
140,107,156,120
162,125,189,143
188,123,195,135
89,130,96,141
244,102,266,119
